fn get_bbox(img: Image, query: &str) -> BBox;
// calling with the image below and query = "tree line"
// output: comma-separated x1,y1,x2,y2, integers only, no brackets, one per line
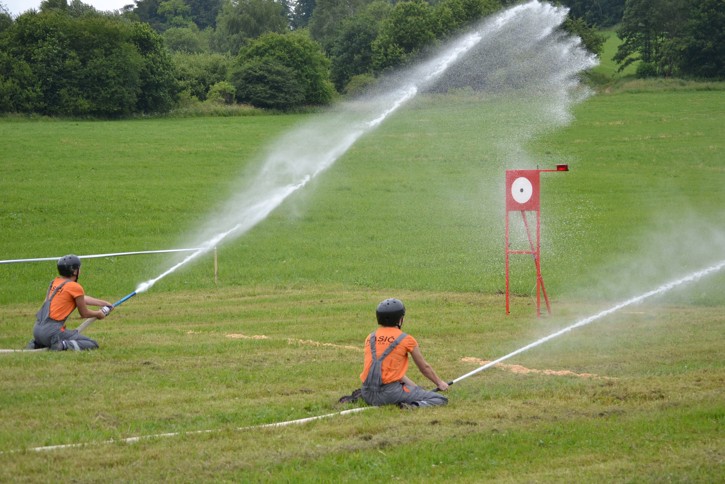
0,0,722,116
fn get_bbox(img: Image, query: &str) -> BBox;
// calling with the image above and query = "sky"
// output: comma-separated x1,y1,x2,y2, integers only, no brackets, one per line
3,0,133,17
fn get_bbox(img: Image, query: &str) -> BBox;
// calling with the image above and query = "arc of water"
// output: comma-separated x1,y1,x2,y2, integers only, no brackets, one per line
450,259,725,385
136,1,593,294
136,1,566,293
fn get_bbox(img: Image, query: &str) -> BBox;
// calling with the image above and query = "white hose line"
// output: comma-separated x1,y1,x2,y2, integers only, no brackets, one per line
0,248,200,265
1,407,372,454
451,259,725,385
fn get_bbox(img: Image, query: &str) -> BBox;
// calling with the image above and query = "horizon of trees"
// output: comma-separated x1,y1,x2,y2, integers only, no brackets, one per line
0,0,722,116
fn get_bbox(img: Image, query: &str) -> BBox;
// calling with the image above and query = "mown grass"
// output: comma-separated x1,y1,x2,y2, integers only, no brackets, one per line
0,84,723,481
0,287,722,481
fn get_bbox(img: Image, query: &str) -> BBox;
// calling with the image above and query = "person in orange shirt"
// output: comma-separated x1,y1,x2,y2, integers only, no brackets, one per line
28,255,113,351
359,298,449,408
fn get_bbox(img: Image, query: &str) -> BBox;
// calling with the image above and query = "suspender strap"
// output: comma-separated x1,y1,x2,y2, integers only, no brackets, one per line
369,331,408,363
47,280,70,302
35,280,72,327
45,281,53,299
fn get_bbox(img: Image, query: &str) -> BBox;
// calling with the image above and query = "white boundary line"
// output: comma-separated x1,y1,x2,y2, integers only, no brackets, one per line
0,249,201,265
2,407,372,454
7,261,722,453
0,348,47,353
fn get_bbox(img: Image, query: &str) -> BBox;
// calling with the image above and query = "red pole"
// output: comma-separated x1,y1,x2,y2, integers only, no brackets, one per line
520,211,551,317
537,206,552,315
505,210,511,314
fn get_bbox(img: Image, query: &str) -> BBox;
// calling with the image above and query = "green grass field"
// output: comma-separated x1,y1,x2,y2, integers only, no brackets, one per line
1,84,723,481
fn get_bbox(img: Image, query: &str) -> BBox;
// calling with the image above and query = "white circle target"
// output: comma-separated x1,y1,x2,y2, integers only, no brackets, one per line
511,177,533,204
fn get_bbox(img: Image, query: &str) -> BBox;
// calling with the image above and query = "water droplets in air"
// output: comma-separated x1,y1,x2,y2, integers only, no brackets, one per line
136,0,596,293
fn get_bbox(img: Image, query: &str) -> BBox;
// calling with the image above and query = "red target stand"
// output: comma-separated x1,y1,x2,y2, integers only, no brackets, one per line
505,164,568,317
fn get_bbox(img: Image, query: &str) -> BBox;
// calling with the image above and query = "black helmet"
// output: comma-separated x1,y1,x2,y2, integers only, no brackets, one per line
376,298,406,326
57,254,81,277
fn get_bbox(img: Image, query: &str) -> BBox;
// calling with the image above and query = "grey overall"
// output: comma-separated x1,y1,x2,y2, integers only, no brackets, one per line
32,280,99,351
361,331,448,407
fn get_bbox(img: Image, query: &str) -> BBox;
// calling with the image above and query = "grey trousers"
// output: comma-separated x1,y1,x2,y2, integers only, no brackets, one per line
33,322,98,351
362,381,448,407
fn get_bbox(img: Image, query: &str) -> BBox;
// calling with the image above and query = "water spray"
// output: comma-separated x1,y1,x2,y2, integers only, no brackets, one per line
5,261,721,450
130,0,595,299
2,1,594,355
444,259,725,388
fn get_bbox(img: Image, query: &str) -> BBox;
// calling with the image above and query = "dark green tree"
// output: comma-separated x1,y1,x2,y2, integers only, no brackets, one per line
679,0,725,78
173,51,229,100
563,16,605,57
67,0,102,16
560,0,625,27
327,0,502,91
158,0,194,27
230,31,334,109
0,4,12,33
39,0,69,13
163,24,210,52
0,50,40,112
232,59,305,109
0,9,178,115
307,0,371,49
206,79,235,103
291,0,314,29
432,0,500,38
187,0,223,29
133,0,220,31
131,0,166,31
129,20,179,113
614,0,689,77
328,0,389,91
371,0,436,73
0,11,141,115
212,0,288,54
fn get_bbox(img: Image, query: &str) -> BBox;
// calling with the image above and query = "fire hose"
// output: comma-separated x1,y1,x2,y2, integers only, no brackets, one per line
76,290,137,333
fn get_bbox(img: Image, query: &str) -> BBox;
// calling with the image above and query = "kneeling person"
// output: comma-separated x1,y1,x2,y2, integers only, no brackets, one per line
29,255,113,351
360,298,448,407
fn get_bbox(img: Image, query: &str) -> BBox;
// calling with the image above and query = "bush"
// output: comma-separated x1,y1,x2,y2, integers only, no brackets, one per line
372,0,437,73
173,52,230,102
344,73,377,96
163,26,208,54
129,22,179,114
232,59,305,110
230,32,334,110
0,11,178,116
206,80,236,104
636,62,658,79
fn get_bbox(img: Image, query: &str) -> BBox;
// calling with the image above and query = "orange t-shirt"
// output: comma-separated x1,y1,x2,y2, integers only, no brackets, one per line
46,277,85,322
360,327,418,384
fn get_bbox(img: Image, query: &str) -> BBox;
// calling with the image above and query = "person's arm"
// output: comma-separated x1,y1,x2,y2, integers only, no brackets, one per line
410,346,449,391
75,296,109,319
84,295,113,307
